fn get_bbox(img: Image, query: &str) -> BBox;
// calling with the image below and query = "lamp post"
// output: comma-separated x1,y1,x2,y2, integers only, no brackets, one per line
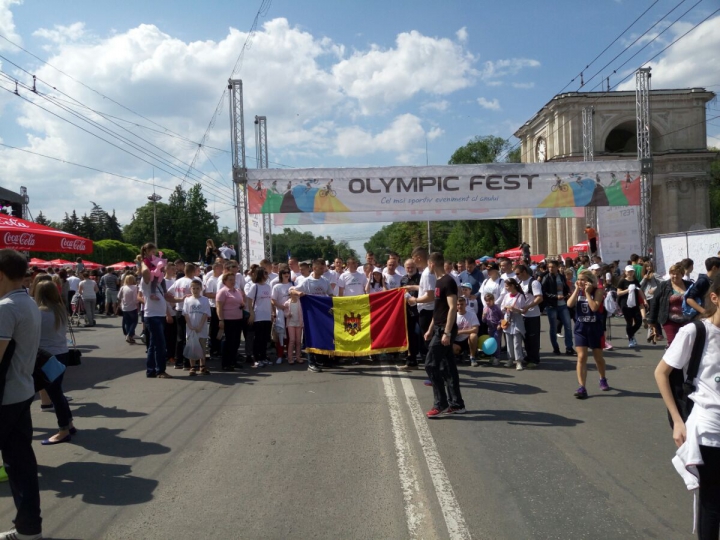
147,192,162,246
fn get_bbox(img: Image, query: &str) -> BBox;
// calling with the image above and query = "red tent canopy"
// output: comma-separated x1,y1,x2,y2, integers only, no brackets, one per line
0,215,92,254
107,261,137,270
559,252,577,261
495,246,523,258
81,260,102,270
47,259,74,267
29,257,50,268
569,241,589,253
529,254,545,263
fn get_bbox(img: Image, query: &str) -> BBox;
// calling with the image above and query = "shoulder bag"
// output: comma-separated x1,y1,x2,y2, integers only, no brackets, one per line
667,320,706,428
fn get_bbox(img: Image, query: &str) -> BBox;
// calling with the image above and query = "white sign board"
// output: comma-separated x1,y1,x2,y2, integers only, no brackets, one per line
248,213,265,265
597,206,642,263
655,229,720,280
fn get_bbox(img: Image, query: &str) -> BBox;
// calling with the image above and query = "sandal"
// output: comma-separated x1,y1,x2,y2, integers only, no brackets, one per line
189,368,197,376
199,367,211,375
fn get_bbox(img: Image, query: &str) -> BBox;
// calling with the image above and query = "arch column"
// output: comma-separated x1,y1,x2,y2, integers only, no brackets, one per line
665,178,681,233
693,177,711,228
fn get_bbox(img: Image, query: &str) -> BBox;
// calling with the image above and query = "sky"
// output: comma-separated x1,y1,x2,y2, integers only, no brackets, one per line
0,0,718,257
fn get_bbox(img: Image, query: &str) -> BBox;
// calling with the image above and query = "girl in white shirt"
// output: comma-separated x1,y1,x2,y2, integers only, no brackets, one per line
247,267,273,368
118,274,140,343
655,279,720,537
500,278,530,371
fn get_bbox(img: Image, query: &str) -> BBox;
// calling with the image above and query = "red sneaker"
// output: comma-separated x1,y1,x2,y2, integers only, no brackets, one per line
426,407,444,418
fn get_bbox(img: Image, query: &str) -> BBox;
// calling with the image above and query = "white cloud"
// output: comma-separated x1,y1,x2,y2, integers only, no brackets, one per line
420,99,449,112
512,82,535,89
481,58,540,80
477,97,501,111
427,126,444,141
332,30,476,114
616,16,720,90
486,80,503,87
335,113,429,162
456,27,468,43
33,22,86,47
0,0,22,50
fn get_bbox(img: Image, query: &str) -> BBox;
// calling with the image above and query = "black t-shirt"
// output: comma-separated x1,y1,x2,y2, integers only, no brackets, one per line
433,274,458,329
618,278,641,308
687,274,711,304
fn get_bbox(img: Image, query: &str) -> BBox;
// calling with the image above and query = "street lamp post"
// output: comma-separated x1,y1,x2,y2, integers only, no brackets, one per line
148,192,162,246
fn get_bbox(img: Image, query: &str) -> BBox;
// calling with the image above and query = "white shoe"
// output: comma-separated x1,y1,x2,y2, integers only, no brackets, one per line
516,362,524,371
0,529,42,540
276,357,283,364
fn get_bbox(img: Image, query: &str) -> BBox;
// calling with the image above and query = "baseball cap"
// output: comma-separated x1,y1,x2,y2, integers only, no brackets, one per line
461,282,473,289
486,262,499,271
625,265,636,272
588,264,601,270
373,267,383,273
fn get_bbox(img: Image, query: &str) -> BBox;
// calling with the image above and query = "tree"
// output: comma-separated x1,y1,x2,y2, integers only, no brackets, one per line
35,211,51,226
448,135,510,164
60,210,81,236
271,228,357,263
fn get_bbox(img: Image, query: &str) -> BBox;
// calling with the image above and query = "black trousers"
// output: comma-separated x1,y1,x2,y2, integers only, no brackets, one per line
622,305,643,340
175,314,189,367
0,397,42,536
222,319,244,369
698,445,720,540
209,307,221,356
418,309,434,363
243,321,255,362
253,320,273,361
425,326,464,410
523,316,541,364
406,310,420,364
164,314,177,361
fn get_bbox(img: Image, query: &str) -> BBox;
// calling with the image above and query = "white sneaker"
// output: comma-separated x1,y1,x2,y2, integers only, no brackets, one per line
0,529,42,540
470,359,478,367
276,357,283,364
516,362,524,371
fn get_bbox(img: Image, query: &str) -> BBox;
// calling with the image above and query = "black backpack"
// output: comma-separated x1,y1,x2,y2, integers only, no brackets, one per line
667,320,707,428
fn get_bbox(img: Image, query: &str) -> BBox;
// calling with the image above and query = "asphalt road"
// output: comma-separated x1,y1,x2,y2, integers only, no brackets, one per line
0,314,695,539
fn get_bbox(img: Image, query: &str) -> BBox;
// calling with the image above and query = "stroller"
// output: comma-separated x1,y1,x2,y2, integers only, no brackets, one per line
70,293,86,327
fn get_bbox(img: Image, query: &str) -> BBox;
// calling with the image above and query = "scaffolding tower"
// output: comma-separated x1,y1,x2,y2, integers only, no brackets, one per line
636,67,653,257
228,79,250,271
255,115,273,260
582,106,596,230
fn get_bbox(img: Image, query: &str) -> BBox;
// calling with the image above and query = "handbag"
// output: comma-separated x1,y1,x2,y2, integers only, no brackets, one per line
64,322,82,366
500,295,519,330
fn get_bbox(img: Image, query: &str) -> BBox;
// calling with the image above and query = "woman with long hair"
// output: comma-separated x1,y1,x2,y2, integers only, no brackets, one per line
567,270,609,399
247,266,273,368
647,263,692,346
118,274,139,343
34,280,76,445
640,261,663,342
204,239,217,265
617,265,647,348
271,267,293,364
216,271,245,371
655,279,720,538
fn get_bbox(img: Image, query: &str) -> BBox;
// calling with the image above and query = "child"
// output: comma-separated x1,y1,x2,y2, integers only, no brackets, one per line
500,278,530,370
460,283,480,316
481,292,503,365
138,242,165,300
284,295,304,365
182,278,211,375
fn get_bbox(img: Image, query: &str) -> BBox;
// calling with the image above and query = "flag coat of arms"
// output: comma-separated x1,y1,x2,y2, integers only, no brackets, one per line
300,288,408,356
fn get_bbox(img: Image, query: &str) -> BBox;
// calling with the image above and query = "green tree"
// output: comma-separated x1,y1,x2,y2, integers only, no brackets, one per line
448,135,509,164
92,239,140,265
60,210,81,236
79,213,95,239
35,211,51,226
271,228,357,262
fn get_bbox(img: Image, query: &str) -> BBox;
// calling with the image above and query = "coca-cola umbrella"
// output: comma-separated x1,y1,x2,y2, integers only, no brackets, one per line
0,215,92,254
81,260,102,270
569,241,589,253
495,246,523,258
47,259,74,267
107,261,137,270
29,257,51,268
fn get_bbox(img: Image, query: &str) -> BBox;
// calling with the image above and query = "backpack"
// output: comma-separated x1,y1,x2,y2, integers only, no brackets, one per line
667,320,707,428
681,277,707,319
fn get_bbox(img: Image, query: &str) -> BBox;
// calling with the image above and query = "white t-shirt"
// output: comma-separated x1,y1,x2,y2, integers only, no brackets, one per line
140,278,167,317
267,272,278,284
418,267,436,312
295,274,309,288
479,277,505,308
384,272,402,290
119,285,139,311
247,283,273,322
67,275,80,292
501,272,517,281
272,282,293,308
182,296,211,339
455,310,480,342
80,278,97,299
0,289,41,405
204,274,221,308
235,273,247,292
663,320,720,447
340,271,367,297
323,270,339,295
164,278,176,315
168,277,195,313
519,277,543,318
292,275,331,296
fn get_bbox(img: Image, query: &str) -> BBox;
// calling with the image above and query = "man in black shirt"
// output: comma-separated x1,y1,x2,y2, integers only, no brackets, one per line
423,252,466,417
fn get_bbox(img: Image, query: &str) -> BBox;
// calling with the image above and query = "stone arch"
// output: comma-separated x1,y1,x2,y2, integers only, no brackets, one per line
599,115,665,154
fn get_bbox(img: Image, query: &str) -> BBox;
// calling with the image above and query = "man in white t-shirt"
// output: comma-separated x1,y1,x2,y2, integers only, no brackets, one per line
218,242,236,260
515,264,544,368
383,258,403,290
288,257,301,282
339,257,367,297
499,258,517,281
384,251,406,277
168,263,199,370
454,296,480,366
323,261,339,296
260,259,277,285
402,247,435,369
294,261,311,287
203,260,224,357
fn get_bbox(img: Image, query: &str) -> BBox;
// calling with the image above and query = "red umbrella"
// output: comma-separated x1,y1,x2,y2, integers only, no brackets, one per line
569,241,589,253
47,259,74,267
529,254,545,263
29,257,50,268
0,215,92,254
495,246,523,258
107,261,137,270
559,252,577,261
81,260,102,270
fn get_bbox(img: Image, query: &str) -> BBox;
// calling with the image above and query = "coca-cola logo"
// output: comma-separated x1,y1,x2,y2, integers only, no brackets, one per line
60,237,86,251
3,232,35,246
0,216,30,228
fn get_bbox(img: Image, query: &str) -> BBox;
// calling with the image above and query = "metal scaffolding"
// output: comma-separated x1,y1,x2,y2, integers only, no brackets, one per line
254,115,273,260
635,67,653,257
228,78,250,271
582,106,596,230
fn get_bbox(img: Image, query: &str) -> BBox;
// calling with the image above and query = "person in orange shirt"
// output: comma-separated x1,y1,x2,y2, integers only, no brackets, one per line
585,225,598,256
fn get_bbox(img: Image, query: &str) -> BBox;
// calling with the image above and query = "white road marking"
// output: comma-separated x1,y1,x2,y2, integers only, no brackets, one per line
398,373,473,540
381,367,425,538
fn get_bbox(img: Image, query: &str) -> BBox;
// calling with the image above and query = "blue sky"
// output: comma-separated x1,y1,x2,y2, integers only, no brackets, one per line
0,0,718,256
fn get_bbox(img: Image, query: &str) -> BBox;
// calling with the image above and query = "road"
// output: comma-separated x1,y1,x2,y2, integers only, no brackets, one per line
0,315,694,539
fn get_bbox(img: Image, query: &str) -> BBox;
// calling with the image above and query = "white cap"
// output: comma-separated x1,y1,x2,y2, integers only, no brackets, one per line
373,267,383,273
588,264,601,270
625,265,636,272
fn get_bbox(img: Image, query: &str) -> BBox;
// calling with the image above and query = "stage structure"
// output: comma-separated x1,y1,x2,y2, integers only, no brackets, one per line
582,106,596,228
228,78,250,270
636,68,653,256
255,115,273,260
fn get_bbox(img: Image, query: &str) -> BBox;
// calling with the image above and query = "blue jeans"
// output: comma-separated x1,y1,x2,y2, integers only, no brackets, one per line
546,305,573,350
145,316,167,375
122,309,138,337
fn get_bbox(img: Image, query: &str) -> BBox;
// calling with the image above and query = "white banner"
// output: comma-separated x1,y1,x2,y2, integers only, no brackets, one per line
248,213,265,262
597,206,641,263
655,229,720,280
246,161,641,215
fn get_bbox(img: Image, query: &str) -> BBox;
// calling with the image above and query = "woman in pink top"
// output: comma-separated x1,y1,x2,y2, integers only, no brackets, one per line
215,272,245,371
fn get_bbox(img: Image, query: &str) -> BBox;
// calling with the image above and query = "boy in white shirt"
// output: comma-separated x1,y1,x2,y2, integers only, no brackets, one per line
182,279,211,375
454,297,480,366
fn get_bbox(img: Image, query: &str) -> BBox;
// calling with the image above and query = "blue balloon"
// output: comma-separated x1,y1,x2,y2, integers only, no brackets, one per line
481,337,498,355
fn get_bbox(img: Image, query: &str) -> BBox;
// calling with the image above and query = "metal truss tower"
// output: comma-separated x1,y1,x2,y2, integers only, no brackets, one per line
636,67,653,257
20,186,30,221
254,115,273,261
582,106,596,229
228,79,250,271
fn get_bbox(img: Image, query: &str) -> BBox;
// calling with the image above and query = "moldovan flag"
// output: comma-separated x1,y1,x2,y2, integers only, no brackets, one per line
300,288,408,356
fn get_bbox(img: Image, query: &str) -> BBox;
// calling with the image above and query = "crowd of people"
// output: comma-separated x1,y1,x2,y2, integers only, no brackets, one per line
1,236,720,539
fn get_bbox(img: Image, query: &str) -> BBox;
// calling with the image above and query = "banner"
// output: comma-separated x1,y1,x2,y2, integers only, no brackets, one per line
273,207,587,226
248,213,265,262
246,161,641,214
300,288,408,356
597,206,641,263
0,215,93,254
